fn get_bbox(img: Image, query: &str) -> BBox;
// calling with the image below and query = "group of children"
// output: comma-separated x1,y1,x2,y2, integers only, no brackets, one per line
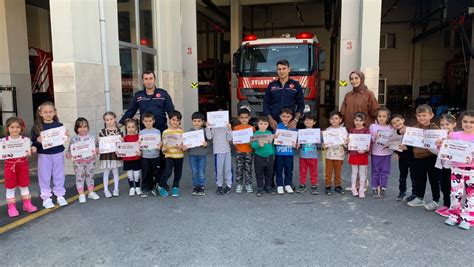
2,101,474,230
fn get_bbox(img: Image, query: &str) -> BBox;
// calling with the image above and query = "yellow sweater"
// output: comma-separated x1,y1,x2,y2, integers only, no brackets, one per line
162,128,184,158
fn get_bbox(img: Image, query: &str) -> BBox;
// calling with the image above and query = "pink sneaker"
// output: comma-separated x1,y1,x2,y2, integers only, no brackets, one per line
435,206,450,217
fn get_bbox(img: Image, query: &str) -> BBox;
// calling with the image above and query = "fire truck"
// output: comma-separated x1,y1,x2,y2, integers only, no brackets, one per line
232,32,325,118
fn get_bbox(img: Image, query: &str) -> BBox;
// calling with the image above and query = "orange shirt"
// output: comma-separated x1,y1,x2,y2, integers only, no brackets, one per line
233,124,255,153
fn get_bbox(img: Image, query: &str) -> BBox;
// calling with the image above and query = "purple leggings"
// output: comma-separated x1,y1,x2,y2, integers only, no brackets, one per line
38,153,66,200
371,154,391,189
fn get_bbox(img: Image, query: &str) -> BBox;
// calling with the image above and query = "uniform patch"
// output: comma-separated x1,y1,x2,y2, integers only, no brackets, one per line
155,93,161,98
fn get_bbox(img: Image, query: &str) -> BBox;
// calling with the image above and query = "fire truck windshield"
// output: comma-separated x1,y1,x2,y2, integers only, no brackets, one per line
240,44,313,76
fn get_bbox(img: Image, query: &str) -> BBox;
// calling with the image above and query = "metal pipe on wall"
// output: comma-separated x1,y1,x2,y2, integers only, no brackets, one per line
99,0,110,110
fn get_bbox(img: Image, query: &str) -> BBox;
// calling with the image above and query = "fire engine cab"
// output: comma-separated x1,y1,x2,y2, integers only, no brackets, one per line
233,32,325,118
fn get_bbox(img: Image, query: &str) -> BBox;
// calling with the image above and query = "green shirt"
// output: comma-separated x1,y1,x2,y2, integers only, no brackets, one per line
251,130,275,157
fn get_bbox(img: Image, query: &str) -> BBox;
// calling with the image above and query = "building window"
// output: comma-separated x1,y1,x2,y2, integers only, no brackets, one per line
118,0,136,44
139,0,153,48
380,33,396,49
118,0,157,108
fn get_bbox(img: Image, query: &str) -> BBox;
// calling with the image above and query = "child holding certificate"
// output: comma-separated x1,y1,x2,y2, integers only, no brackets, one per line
31,102,69,209
122,119,142,196
186,112,208,196
296,113,319,195
233,108,255,194
444,111,474,230
139,112,162,198
322,111,348,196
157,110,186,197
433,114,457,217
3,117,38,217
274,108,297,195
99,111,123,198
251,116,275,197
66,118,100,203
348,112,370,198
390,114,416,202
406,105,441,210
206,112,233,195
369,107,393,198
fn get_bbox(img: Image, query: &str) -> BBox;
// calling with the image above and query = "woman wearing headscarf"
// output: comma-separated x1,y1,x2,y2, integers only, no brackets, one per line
340,71,380,130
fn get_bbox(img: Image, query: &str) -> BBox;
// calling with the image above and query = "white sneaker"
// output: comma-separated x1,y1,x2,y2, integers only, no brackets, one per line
88,191,100,200
129,188,136,196
236,184,243,193
113,190,119,197
78,194,87,203
407,197,425,207
42,198,55,209
135,187,142,195
57,197,68,207
245,184,253,193
284,185,294,194
277,186,284,195
104,190,112,198
424,201,439,211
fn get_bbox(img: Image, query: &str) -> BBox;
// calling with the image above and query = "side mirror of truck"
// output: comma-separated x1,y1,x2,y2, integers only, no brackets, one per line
318,49,326,71
232,51,241,74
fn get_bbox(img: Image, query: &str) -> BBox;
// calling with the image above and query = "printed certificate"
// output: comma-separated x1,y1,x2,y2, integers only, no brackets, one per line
322,128,347,147
439,139,474,165
41,126,67,149
139,134,161,149
207,111,229,128
182,130,205,148
116,142,140,157
0,137,31,160
274,129,298,146
250,134,274,144
297,128,321,144
99,135,122,154
232,127,254,144
376,130,394,147
402,127,425,148
348,134,371,151
423,129,448,149
163,134,183,147
388,134,403,152
70,139,95,161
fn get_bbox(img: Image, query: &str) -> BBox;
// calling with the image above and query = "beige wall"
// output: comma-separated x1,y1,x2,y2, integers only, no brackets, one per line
380,23,457,86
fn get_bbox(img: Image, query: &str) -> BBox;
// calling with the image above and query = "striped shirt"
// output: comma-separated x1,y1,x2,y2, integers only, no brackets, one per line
205,127,232,154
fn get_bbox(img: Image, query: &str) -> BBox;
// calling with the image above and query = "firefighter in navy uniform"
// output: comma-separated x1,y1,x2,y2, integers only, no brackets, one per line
119,71,175,132
263,60,305,190
263,59,305,130
119,70,175,192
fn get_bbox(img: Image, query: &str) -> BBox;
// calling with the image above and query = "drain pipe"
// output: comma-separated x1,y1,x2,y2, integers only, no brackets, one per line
99,0,110,111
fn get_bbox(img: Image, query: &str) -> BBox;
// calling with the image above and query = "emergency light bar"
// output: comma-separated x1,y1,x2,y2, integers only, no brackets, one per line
296,32,315,39
242,34,258,41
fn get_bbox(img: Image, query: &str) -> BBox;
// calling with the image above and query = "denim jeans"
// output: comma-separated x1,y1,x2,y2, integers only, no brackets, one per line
275,155,294,186
189,155,207,187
